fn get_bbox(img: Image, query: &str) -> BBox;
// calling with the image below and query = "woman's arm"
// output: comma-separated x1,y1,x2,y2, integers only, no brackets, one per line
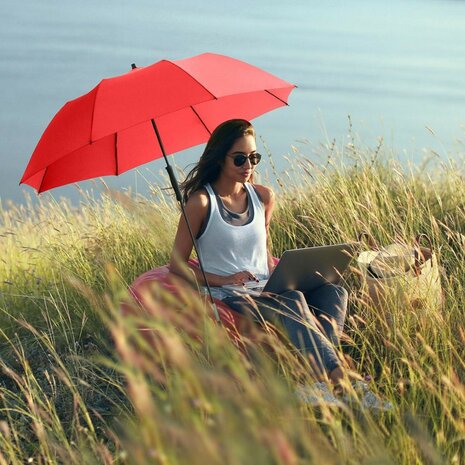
169,190,258,286
254,184,276,274
169,189,208,282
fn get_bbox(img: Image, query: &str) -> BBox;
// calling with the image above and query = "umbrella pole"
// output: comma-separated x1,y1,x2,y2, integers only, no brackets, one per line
150,119,221,323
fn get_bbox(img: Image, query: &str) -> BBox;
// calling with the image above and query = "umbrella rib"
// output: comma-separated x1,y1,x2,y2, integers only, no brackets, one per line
167,60,217,100
190,106,212,135
114,132,119,175
38,167,48,194
89,85,101,143
264,89,289,106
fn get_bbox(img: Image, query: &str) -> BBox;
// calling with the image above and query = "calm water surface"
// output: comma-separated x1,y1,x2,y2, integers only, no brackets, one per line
2,0,465,206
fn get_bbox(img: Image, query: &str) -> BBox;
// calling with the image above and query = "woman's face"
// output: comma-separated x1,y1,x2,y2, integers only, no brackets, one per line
221,134,258,183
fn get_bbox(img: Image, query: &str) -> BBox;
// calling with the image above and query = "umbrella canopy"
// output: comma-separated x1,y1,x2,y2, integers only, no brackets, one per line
21,53,295,193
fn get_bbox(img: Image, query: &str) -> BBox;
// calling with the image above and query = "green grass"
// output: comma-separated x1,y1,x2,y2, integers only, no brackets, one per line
0,137,464,464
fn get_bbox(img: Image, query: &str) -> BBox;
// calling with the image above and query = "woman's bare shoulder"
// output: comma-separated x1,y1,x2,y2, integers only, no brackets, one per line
253,184,275,205
186,188,210,211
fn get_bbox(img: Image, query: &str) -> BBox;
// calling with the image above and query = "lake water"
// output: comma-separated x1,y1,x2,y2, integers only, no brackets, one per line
2,0,465,207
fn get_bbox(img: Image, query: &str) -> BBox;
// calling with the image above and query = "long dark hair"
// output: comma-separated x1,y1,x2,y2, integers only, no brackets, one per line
181,119,255,201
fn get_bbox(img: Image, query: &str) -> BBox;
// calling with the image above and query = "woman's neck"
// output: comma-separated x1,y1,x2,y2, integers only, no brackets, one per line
212,177,245,198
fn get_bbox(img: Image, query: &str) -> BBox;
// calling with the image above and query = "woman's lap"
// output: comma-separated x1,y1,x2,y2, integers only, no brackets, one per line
222,285,348,374
223,285,347,337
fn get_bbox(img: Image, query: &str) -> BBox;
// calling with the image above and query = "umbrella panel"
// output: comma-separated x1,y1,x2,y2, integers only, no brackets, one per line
173,53,290,98
21,88,97,182
92,60,214,141
35,135,116,192
191,87,294,134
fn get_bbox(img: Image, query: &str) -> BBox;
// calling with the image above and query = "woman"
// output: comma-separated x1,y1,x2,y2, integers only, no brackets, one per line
169,118,351,393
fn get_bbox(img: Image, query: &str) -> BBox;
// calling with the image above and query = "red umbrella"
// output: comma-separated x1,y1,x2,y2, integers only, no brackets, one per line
20,52,295,193
21,52,296,321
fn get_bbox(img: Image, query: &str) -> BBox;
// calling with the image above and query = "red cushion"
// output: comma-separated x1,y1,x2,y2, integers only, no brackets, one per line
124,258,279,343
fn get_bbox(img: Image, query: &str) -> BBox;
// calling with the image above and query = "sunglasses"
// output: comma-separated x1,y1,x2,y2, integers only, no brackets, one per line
227,152,262,167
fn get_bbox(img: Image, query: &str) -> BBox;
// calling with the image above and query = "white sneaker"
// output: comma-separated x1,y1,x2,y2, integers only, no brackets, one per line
344,381,393,412
295,382,344,408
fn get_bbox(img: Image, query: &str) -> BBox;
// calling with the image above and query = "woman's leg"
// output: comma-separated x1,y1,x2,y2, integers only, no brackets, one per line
223,290,341,376
304,284,348,345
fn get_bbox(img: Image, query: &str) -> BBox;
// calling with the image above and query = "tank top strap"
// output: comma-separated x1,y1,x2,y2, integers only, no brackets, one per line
204,183,214,197
244,183,264,215
204,183,218,212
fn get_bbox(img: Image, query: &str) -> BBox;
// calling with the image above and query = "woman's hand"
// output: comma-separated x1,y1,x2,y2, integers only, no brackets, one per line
221,270,259,286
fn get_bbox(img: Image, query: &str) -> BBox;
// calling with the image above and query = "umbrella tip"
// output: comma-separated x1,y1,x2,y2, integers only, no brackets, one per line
131,63,137,70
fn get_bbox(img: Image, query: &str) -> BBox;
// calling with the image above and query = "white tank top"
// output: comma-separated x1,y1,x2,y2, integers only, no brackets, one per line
197,183,270,283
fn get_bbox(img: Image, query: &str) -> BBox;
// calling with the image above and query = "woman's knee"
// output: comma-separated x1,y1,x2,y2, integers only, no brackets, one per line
279,290,309,316
322,284,348,309
282,289,305,299
281,290,308,306
333,285,348,306
327,285,348,323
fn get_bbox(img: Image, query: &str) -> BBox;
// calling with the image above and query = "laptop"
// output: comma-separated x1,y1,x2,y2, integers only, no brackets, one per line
222,243,358,296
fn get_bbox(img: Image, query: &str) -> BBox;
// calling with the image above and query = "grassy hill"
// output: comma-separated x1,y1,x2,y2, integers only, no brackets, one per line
0,143,464,464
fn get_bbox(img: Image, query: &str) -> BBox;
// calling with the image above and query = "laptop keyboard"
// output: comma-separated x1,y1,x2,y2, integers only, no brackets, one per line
222,279,268,293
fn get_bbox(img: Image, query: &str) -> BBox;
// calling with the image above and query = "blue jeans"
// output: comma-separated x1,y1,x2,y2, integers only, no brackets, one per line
223,284,348,375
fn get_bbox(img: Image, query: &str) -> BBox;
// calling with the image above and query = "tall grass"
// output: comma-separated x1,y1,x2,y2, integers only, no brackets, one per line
0,138,464,464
